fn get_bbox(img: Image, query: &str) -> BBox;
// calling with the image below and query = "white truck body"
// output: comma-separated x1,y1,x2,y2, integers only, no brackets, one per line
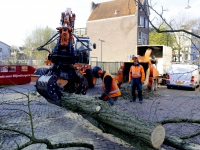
136,45,172,77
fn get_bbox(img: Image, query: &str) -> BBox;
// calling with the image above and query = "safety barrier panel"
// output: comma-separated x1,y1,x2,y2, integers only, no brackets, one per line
90,61,123,75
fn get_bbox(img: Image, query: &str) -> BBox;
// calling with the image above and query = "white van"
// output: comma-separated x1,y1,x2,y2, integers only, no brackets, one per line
166,64,200,90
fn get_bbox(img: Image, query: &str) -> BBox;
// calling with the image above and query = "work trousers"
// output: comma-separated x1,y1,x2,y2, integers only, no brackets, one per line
107,96,118,106
131,77,143,101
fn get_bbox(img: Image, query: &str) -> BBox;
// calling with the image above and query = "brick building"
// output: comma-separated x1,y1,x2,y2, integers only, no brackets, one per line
87,0,150,62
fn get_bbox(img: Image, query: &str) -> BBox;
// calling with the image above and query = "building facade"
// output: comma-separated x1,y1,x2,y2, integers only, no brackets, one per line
190,29,200,64
0,41,10,63
178,29,200,64
86,0,150,62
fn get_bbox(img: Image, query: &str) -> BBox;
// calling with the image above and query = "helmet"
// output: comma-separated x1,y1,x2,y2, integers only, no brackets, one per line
132,55,137,59
151,55,156,59
93,66,102,78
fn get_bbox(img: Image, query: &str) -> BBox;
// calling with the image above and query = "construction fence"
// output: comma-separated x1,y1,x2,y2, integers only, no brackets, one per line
0,59,123,75
90,61,123,75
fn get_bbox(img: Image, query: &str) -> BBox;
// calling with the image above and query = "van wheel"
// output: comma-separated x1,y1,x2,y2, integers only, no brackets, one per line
161,75,167,85
148,80,155,92
154,79,158,91
197,82,200,88
167,85,171,89
191,87,196,91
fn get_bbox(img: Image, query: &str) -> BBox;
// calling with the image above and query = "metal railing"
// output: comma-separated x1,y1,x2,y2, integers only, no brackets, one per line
1,58,123,75
0,59,45,66
90,61,123,75
74,28,87,36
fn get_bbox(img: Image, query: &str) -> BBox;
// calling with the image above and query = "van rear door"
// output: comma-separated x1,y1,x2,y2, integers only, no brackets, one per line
168,65,196,86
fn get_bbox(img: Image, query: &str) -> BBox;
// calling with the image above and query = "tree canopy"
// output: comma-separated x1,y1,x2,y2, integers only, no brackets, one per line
149,25,175,48
23,26,57,64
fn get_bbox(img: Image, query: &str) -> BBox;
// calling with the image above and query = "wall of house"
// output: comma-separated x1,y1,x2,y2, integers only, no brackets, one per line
0,42,10,61
87,15,138,62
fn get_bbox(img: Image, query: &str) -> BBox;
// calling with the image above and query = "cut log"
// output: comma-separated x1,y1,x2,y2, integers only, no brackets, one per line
60,93,165,149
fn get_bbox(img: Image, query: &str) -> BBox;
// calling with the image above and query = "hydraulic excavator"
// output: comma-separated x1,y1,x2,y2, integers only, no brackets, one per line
35,8,95,106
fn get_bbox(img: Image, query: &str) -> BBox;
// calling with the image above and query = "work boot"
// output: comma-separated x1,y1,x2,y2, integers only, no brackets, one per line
139,98,143,104
107,99,114,106
130,97,136,102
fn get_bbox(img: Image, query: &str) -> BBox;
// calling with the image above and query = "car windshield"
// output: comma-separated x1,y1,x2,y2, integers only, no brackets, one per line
169,66,196,74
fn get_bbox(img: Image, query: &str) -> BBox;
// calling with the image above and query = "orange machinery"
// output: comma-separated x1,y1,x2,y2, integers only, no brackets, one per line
115,48,159,91
33,8,96,105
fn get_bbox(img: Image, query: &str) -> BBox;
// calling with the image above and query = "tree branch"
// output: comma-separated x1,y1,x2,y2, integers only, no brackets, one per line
180,131,200,140
0,127,31,139
158,118,200,125
16,138,94,150
164,135,200,150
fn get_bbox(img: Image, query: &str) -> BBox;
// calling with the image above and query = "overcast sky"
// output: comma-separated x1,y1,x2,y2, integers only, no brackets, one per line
0,0,199,46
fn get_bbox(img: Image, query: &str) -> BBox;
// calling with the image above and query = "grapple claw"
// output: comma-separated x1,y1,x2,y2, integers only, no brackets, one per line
36,75,62,106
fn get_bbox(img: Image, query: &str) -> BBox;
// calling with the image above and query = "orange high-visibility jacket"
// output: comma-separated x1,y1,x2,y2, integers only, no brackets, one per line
102,72,121,100
129,65,145,82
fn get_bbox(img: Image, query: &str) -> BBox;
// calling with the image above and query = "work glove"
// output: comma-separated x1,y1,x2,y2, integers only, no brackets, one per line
95,96,102,100
99,93,107,100
98,96,103,100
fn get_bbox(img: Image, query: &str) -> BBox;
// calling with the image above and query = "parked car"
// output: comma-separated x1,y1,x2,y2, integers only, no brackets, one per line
166,63,200,90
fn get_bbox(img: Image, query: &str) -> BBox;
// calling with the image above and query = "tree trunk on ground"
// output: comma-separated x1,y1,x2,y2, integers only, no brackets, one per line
164,136,200,150
60,93,165,149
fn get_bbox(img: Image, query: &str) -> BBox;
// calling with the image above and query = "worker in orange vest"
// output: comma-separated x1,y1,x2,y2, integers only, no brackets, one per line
129,56,145,103
93,66,121,106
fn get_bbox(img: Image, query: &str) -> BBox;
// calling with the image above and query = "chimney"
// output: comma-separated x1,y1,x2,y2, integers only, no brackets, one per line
115,10,119,15
90,2,96,11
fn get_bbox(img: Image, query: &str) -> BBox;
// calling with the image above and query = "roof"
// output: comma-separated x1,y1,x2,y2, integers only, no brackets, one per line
88,0,137,21
0,41,10,47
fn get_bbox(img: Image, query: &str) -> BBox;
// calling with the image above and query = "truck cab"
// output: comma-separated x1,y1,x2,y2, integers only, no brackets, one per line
74,36,96,64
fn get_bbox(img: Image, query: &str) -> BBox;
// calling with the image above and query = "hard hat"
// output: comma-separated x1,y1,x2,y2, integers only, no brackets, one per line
132,55,137,59
151,55,156,59
93,66,102,78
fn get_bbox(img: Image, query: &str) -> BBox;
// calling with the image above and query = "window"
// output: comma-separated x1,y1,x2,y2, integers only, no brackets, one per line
139,16,148,29
8,66,16,72
138,32,148,45
0,66,8,72
21,66,28,72
138,32,142,44
0,48,2,52
145,19,148,28
139,16,145,27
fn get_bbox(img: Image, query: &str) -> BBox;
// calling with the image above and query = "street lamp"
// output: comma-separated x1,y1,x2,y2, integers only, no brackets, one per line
185,0,191,9
99,39,105,62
